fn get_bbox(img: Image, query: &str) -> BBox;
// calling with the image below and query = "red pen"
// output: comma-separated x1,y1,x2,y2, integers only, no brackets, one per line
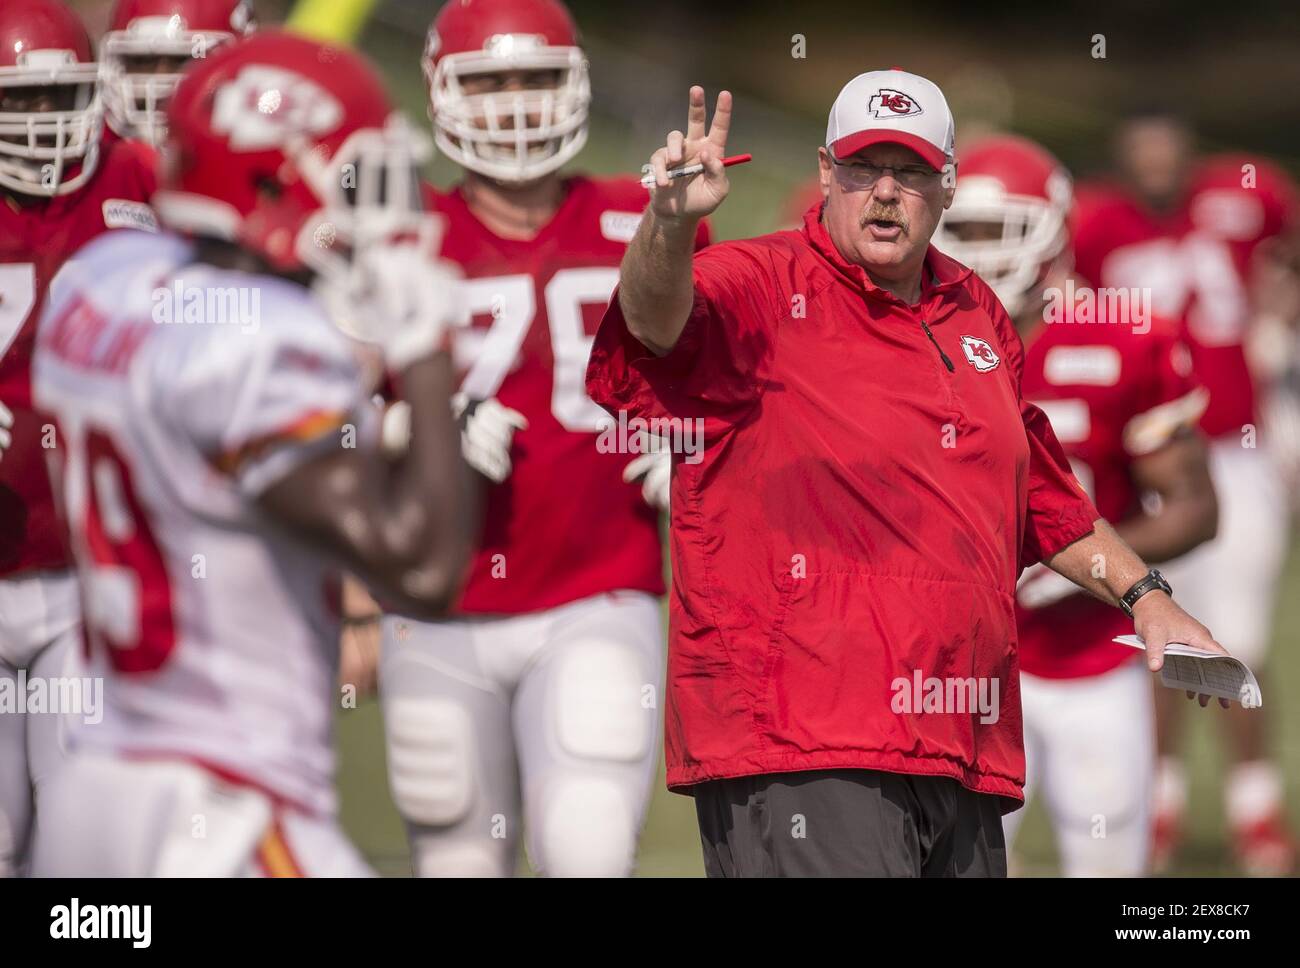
640,153,752,188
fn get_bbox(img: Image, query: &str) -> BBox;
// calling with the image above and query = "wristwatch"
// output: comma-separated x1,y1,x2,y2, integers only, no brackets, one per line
1119,569,1173,617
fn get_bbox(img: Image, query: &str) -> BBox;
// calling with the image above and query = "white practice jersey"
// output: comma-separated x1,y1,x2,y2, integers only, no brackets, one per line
32,229,370,816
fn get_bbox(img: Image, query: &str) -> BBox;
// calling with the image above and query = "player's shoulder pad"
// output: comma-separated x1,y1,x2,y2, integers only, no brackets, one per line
105,134,160,175
219,269,339,341
565,174,647,245
579,174,718,249
52,229,189,309
97,135,160,195
149,267,354,405
72,221,186,270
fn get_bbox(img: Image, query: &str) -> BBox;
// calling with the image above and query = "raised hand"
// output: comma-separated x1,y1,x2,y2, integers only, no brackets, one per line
646,86,733,222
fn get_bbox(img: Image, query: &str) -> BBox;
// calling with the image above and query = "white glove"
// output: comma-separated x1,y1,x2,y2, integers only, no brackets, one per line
1015,561,1082,610
622,432,672,511
316,244,468,372
0,400,12,461
453,393,528,484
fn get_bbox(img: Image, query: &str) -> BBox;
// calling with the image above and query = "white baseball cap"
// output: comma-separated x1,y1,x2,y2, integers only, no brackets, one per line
826,69,955,171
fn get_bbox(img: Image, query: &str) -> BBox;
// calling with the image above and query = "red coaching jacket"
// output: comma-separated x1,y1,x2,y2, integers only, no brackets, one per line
586,203,1100,808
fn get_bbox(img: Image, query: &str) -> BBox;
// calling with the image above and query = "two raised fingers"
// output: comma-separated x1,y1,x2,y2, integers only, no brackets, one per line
685,85,732,151
650,87,732,189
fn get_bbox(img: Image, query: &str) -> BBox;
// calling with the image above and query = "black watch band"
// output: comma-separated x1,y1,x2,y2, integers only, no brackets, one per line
1120,569,1172,617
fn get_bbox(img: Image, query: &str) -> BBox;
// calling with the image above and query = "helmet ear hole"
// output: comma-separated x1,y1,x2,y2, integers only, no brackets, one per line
255,175,285,201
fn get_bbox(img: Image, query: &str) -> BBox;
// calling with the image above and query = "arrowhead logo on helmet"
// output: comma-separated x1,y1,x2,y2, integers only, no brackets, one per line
211,65,343,151
869,89,922,118
961,335,1001,372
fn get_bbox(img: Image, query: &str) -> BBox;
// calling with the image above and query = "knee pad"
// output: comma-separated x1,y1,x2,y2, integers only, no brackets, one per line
554,640,654,763
533,776,638,878
410,836,511,878
385,698,475,827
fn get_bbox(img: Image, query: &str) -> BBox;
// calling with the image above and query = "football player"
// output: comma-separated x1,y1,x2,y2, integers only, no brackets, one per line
937,135,1219,876
99,0,257,148
29,30,472,877
1073,112,1299,874
374,0,707,877
0,0,156,877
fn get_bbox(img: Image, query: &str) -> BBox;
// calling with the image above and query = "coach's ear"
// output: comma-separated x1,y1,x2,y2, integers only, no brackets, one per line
941,158,958,208
817,146,833,200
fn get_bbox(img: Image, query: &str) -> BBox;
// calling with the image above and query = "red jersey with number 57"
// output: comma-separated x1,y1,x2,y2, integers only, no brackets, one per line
0,135,157,577
1015,305,1206,679
427,175,708,614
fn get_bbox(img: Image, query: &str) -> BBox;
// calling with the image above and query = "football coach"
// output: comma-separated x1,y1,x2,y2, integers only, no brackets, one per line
586,70,1230,877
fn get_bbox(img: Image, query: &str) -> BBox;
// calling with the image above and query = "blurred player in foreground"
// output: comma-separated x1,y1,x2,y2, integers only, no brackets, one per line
1073,113,1299,873
938,135,1218,875
98,0,257,148
29,30,471,877
374,0,700,877
0,0,156,877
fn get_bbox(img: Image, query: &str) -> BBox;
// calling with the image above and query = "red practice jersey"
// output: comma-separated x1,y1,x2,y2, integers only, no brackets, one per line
0,135,158,576
427,175,708,614
1072,158,1298,439
1016,305,1204,679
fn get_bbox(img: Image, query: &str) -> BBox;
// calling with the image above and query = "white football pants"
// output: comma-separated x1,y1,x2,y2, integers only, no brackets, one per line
0,570,80,877
31,754,372,877
380,591,664,877
1003,659,1154,877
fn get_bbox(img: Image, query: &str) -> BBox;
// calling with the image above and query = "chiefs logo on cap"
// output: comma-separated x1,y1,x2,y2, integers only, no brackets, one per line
869,89,922,119
961,335,1000,372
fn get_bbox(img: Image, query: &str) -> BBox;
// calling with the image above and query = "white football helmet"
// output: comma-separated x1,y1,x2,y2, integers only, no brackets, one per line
99,0,256,146
423,0,590,184
937,135,1073,317
0,0,102,197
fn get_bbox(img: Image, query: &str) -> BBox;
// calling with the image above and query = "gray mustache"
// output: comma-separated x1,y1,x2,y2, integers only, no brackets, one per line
859,204,909,232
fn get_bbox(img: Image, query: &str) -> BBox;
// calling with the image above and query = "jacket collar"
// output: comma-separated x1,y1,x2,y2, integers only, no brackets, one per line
800,200,971,312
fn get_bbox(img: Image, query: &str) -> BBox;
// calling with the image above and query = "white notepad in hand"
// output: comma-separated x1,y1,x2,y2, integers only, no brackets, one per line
1113,635,1263,708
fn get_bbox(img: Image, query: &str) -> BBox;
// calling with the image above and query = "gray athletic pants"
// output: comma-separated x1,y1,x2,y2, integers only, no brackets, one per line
694,768,1008,877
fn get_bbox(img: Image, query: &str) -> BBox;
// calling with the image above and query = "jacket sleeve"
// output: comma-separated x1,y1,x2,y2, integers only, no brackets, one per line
585,239,779,440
